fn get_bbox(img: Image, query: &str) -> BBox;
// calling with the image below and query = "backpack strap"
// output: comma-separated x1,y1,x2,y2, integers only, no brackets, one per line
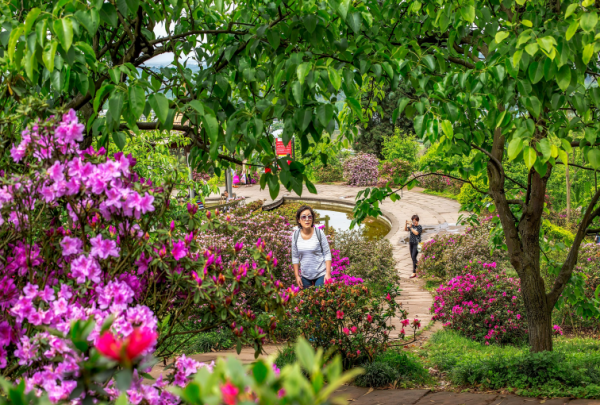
294,228,324,255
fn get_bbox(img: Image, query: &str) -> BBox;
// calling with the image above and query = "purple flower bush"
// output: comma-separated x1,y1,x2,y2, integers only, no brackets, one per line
343,153,379,187
417,216,509,280
432,264,529,345
0,110,298,403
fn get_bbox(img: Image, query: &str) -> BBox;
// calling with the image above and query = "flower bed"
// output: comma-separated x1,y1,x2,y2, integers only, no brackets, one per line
294,283,406,368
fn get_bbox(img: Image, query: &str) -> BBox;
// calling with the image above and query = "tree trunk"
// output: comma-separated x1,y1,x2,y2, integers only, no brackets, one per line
566,155,571,224
520,260,553,352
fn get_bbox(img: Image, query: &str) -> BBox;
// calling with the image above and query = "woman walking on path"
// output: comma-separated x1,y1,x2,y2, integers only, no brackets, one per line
292,205,332,288
406,214,422,278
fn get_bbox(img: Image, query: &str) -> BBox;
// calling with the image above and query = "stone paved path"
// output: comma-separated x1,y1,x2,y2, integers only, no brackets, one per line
335,385,599,404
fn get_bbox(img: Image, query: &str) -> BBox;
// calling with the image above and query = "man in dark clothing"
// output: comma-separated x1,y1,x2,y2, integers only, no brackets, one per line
405,214,423,278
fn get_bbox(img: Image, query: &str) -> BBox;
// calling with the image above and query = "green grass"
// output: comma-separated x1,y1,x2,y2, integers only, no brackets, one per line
422,189,459,200
421,329,600,398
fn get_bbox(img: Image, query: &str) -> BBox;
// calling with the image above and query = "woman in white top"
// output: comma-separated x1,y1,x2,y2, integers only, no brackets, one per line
291,205,332,289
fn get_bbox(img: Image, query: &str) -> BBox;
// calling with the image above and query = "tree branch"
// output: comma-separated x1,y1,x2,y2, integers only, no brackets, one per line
547,187,600,308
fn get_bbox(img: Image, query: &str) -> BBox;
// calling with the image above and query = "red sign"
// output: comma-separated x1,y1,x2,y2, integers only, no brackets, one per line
275,139,292,156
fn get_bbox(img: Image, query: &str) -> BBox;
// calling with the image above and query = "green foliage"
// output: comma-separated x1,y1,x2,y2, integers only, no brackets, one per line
311,151,351,183
355,82,415,159
354,362,398,388
335,230,399,286
164,329,235,355
457,178,489,206
382,130,420,162
542,220,575,245
425,330,600,399
274,345,297,369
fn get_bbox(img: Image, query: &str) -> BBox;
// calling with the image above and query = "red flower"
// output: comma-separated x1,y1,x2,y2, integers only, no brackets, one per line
367,314,373,322
336,310,344,319
221,381,239,405
265,167,272,173
96,328,158,363
385,293,391,301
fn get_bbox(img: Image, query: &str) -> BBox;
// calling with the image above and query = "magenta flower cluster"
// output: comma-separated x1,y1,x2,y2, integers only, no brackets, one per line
0,111,295,404
342,153,379,186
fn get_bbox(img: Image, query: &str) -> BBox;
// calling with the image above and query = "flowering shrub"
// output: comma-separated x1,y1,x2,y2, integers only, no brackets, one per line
294,283,406,368
414,172,462,192
343,153,379,186
378,159,413,185
335,230,398,287
192,170,212,183
432,265,529,345
0,336,361,405
417,216,509,280
0,110,296,401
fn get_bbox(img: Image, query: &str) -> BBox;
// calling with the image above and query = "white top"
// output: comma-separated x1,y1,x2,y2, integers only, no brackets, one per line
291,228,332,280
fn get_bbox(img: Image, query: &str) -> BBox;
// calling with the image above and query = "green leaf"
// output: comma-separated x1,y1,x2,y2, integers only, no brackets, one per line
297,63,311,85
398,98,410,115
253,361,269,384
566,20,579,41
43,40,58,72
337,0,350,20
100,3,118,28
414,115,424,137
328,67,342,91
422,55,436,71
523,145,537,170
588,149,600,170
512,50,523,68
189,100,204,115
581,11,598,32
149,93,169,124
460,4,475,23
522,19,533,27
268,174,280,200
557,65,571,91
508,137,524,160
8,26,24,62
75,9,100,36
441,120,453,139
93,84,114,113
558,149,568,165
295,338,315,371
128,86,145,121
565,3,578,19
304,14,317,34
109,68,120,84
53,18,73,51
347,12,362,33
317,104,334,127
528,61,544,84
525,43,538,56
346,97,363,119
538,138,552,158
112,131,126,150
266,31,280,49
202,114,219,145
24,8,41,35
292,81,303,105
495,31,509,43
526,96,541,118
583,43,595,65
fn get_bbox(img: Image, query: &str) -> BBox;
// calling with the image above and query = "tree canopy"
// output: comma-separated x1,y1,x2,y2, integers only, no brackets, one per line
5,0,600,352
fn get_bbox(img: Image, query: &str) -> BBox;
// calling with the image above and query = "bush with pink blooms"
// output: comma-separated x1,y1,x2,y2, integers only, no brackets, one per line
432,264,529,345
0,109,298,403
343,153,379,186
294,282,406,368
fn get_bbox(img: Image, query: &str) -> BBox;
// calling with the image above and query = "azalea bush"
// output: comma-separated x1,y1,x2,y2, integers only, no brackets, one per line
432,264,533,345
417,216,509,280
335,230,398,287
0,110,297,401
378,159,412,186
414,172,462,193
293,282,407,368
0,335,361,405
342,153,379,187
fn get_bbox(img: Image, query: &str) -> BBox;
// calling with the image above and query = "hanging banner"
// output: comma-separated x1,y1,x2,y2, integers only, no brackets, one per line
275,139,293,156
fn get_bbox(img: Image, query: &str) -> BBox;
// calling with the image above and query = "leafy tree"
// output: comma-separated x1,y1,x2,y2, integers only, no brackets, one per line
1,0,384,199
355,81,414,158
348,0,600,352
382,129,419,162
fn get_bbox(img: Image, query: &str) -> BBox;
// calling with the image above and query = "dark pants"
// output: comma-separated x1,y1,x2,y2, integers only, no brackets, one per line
409,242,419,273
301,276,325,288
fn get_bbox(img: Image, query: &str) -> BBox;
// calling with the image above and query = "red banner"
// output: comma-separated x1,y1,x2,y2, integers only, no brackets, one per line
275,139,292,156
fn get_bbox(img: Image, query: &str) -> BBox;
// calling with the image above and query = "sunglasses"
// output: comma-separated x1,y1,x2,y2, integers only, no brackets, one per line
301,215,313,221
